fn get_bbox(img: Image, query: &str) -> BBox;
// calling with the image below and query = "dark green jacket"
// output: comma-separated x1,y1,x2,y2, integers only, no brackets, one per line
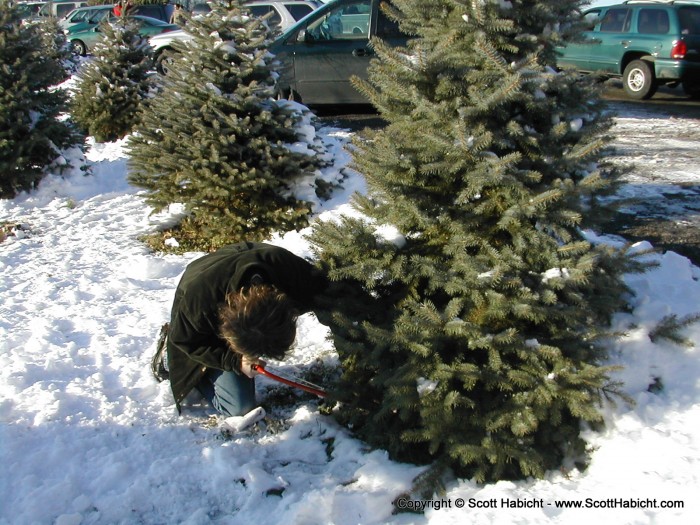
166,242,327,411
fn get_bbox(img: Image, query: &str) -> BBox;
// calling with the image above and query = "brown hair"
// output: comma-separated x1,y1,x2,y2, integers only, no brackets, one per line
219,285,298,360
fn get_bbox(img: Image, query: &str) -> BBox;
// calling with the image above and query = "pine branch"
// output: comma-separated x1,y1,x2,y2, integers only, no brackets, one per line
649,313,700,348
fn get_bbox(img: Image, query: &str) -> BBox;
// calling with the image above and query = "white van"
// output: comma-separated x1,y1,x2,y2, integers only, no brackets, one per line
37,0,89,19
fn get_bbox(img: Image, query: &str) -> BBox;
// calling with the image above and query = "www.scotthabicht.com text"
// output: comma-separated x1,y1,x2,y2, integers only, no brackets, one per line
394,497,685,512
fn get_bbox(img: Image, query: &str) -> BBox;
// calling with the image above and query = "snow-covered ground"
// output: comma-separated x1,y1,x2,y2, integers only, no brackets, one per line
1,100,699,524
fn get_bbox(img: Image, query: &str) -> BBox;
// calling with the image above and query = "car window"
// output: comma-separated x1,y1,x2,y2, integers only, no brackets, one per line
56,4,73,17
678,7,700,35
582,10,601,31
600,8,631,32
68,10,89,22
306,0,371,40
90,10,110,23
248,5,283,28
247,5,282,32
285,4,314,21
638,9,669,35
18,3,46,19
16,4,31,18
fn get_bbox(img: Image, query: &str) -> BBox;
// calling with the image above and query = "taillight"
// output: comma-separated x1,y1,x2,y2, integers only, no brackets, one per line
671,40,687,59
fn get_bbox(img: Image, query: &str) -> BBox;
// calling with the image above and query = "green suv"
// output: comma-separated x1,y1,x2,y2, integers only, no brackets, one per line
557,1,700,99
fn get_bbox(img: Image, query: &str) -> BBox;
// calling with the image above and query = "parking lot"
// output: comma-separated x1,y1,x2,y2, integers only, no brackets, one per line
318,86,700,266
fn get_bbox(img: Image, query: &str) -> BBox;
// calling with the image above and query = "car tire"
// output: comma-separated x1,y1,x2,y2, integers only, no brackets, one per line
622,60,657,100
682,81,700,99
71,40,87,57
156,50,177,76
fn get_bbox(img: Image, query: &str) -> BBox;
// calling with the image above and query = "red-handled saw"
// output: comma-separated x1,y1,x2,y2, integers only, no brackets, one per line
252,363,328,398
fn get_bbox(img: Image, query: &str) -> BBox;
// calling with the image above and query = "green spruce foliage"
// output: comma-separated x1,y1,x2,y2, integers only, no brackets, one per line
0,1,81,199
649,313,700,348
128,0,322,250
36,14,79,76
71,18,155,142
309,0,639,483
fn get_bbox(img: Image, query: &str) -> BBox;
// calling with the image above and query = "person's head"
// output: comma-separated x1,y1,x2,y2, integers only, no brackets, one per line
219,285,298,360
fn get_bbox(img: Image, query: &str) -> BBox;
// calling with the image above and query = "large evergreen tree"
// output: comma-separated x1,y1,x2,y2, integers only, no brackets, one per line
0,1,81,199
127,0,323,250
71,18,155,142
309,0,639,483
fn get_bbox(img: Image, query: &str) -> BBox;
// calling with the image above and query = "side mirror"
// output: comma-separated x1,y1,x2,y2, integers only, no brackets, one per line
296,29,307,43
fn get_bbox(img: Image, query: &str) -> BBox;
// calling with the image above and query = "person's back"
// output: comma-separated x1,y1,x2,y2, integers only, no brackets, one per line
153,242,327,417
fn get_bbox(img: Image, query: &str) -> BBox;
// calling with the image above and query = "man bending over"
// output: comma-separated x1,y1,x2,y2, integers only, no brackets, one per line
152,242,327,417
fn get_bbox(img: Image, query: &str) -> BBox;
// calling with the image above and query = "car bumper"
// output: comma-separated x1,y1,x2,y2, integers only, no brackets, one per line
654,59,700,82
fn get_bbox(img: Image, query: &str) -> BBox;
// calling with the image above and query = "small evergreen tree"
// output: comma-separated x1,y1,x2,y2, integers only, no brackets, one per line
309,0,640,483
36,14,79,76
71,18,155,142
127,0,323,250
0,1,81,199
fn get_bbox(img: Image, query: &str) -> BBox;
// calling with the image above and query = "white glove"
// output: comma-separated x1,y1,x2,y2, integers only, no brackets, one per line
222,406,266,433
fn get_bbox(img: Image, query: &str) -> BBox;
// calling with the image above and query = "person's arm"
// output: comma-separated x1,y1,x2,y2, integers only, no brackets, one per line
168,307,243,372
274,250,330,313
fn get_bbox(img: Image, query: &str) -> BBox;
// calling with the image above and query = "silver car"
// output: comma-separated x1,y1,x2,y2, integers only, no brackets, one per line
149,1,321,74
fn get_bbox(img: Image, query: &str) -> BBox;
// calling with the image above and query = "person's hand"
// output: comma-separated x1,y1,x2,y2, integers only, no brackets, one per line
240,355,265,378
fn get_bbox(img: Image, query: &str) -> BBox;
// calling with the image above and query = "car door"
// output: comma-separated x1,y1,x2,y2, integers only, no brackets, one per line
635,8,672,57
587,7,633,73
557,9,602,71
289,0,372,104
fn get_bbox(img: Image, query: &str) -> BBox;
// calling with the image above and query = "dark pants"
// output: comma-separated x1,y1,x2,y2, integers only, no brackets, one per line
195,368,257,417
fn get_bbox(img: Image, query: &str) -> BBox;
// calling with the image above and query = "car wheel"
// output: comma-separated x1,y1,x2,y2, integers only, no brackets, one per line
71,40,87,57
622,60,657,100
156,50,177,76
682,81,700,99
